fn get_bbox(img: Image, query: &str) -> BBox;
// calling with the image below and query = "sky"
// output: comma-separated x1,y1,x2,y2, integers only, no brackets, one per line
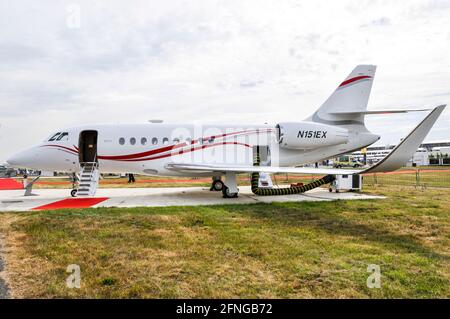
1,0,450,162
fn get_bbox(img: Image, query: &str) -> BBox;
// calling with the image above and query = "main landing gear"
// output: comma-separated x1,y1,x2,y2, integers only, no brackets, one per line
222,172,239,198
210,177,225,192
222,186,238,198
209,176,237,198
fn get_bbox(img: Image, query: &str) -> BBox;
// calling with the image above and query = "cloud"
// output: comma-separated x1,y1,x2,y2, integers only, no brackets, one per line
0,0,450,161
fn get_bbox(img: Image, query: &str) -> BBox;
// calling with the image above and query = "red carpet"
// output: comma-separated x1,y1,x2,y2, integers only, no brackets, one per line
0,178,23,190
32,197,109,211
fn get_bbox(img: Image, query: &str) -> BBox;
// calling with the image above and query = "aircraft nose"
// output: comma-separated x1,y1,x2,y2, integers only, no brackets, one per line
7,152,25,167
6,149,37,168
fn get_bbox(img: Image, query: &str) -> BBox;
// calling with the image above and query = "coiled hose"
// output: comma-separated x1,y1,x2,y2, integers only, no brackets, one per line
251,154,336,196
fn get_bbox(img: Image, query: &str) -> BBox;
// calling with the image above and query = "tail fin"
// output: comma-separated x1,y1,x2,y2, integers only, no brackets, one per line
308,65,377,130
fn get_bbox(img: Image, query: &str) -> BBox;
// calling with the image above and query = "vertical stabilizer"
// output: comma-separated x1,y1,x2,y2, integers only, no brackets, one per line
308,65,376,130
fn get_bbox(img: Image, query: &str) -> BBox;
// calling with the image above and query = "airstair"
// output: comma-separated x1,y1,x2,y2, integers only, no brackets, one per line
76,162,99,197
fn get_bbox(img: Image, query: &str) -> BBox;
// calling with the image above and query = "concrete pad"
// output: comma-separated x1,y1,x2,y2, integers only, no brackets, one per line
0,186,385,211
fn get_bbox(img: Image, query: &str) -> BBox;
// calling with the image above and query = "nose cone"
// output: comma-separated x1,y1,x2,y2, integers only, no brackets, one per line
7,153,20,167
7,149,37,168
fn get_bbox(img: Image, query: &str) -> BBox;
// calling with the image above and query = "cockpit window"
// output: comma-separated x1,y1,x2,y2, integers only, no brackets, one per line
48,132,61,141
46,132,68,142
56,132,69,141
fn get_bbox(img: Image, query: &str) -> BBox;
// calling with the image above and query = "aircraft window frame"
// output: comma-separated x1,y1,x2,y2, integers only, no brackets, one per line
48,132,61,142
56,132,69,141
130,137,136,145
185,137,192,144
173,138,180,145
152,137,158,145
119,137,125,145
162,137,169,145
141,137,147,145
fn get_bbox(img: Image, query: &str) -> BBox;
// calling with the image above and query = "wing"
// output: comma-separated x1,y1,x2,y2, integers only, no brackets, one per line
361,104,446,173
166,163,361,175
166,105,445,176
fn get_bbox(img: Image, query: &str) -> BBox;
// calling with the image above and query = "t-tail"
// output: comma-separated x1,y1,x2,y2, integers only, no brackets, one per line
307,65,377,132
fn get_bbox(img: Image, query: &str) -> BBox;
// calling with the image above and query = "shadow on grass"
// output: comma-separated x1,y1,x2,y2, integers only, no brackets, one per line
223,202,448,261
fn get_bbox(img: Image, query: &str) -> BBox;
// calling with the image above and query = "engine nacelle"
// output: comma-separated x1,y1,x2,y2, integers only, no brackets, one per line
276,121,349,149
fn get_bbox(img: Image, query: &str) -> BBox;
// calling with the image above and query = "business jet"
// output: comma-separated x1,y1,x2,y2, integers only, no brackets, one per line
7,65,446,198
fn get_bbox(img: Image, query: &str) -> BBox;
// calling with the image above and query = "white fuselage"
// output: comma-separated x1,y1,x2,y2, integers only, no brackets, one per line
7,122,379,176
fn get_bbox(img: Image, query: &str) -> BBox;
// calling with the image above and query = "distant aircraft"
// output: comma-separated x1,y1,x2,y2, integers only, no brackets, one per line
7,65,446,197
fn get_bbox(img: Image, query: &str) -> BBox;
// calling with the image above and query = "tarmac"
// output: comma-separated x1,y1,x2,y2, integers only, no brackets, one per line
0,186,385,211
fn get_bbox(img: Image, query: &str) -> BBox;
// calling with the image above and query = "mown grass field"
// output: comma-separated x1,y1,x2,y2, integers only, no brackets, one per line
0,185,448,298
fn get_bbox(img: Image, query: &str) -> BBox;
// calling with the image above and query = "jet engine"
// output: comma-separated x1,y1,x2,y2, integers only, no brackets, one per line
276,121,349,149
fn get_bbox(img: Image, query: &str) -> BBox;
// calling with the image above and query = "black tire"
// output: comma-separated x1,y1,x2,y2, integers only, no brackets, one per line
353,164,360,168
211,180,224,192
71,189,77,197
222,186,238,198
336,165,342,168
329,188,332,192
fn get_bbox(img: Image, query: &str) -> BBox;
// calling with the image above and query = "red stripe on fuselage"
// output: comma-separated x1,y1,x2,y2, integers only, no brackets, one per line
41,128,270,161
338,75,371,87
97,128,272,160
115,141,251,162
98,142,186,160
42,144,79,154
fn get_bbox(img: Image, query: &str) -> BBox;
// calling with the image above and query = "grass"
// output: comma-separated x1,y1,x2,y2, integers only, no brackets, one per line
0,185,448,298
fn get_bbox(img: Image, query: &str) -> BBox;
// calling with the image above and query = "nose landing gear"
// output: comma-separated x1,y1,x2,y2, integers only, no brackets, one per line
70,172,78,197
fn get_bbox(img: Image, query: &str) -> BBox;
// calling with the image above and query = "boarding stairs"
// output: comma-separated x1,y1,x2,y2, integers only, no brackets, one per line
77,162,99,197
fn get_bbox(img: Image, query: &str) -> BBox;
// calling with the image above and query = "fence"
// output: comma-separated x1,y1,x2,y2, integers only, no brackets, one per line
362,168,450,188
270,167,450,189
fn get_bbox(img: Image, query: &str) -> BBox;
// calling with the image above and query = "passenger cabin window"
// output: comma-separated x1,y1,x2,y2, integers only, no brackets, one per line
152,137,158,145
162,137,169,145
119,137,125,145
173,138,180,144
130,137,136,145
185,137,192,144
141,137,147,145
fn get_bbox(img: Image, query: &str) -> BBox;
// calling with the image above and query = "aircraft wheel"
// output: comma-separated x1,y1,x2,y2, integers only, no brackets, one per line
211,180,224,192
222,186,238,198
71,189,78,197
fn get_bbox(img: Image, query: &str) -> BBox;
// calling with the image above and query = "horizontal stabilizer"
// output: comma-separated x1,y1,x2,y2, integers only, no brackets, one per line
329,108,432,115
362,105,446,173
